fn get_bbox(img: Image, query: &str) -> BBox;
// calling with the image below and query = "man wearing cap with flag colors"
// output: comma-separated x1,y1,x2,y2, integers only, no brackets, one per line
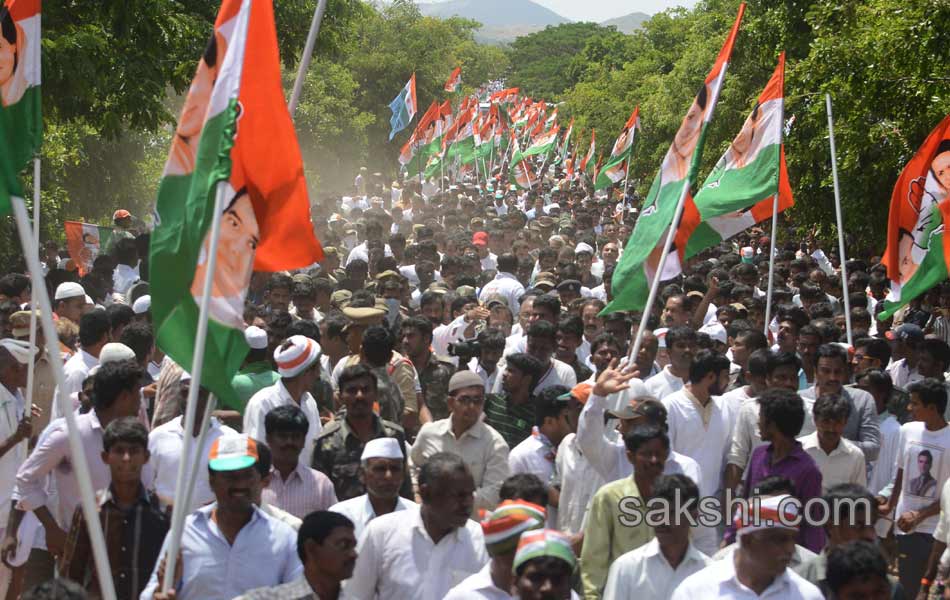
142,434,302,599
511,529,578,599
327,437,416,541
243,335,322,463
445,500,547,599
670,494,823,599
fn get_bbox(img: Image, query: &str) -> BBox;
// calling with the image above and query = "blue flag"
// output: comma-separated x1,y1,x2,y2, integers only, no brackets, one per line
388,74,418,141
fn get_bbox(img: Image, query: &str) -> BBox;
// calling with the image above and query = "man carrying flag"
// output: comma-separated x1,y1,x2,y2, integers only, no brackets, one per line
879,114,950,319
675,52,793,261
388,73,417,141
603,3,745,316
444,66,461,93
594,107,640,191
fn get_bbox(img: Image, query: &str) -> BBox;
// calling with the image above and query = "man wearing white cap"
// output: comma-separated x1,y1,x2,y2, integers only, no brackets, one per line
244,336,323,463
0,339,37,598
53,282,86,325
328,438,417,541
54,309,111,420
232,326,280,407
671,495,823,599
131,294,151,323
51,340,134,422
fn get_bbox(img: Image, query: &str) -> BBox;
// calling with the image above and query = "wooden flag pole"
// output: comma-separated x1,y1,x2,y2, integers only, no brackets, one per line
161,180,229,593
288,0,328,117
11,197,118,600
25,157,40,415
763,193,780,335
825,93,852,346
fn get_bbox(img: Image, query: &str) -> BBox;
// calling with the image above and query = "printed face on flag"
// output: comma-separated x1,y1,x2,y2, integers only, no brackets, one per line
166,33,226,177
190,185,260,328
897,144,950,284
1,2,39,107
666,82,712,183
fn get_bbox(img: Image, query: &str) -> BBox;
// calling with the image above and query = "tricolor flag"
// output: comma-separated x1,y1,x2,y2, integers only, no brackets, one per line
444,66,461,93
509,139,536,190
399,100,439,166
676,53,793,261
878,114,950,319
523,124,559,158
150,0,323,408
65,221,112,277
0,0,41,214
595,107,640,190
579,130,596,176
388,73,417,140
559,118,574,161
604,3,744,315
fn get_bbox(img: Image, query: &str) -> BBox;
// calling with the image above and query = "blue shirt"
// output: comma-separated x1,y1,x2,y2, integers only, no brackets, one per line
140,504,302,600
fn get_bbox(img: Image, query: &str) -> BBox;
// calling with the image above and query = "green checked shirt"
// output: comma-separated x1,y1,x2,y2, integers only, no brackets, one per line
483,393,535,449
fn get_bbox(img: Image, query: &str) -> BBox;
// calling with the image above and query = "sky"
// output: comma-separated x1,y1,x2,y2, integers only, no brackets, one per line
528,0,698,22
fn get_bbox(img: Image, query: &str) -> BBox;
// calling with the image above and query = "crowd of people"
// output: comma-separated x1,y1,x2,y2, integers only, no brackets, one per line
0,167,945,600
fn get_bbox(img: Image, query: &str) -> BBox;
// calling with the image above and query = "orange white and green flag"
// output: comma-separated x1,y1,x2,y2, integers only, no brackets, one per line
604,3,745,315
150,0,322,409
0,0,40,215
676,52,793,261
879,114,950,319
580,130,596,177
509,138,536,190
595,107,640,190
444,66,461,92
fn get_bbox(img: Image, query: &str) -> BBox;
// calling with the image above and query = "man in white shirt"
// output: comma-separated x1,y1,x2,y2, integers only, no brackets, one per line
604,474,710,599
411,371,510,513
0,340,35,599
111,238,141,297
855,369,900,497
328,438,417,541
445,500,545,600
148,371,237,511
645,326,695,400
886,323,923,390
58,309,111,405
244,336,323,463
347,453,489,600
662,350,732,555
344,220,393,267
479,254,525,319
799,394,867,493
671,494,823,600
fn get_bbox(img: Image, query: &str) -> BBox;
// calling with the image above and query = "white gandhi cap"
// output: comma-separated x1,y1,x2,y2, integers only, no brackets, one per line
360,438,404,461
54,282,85,301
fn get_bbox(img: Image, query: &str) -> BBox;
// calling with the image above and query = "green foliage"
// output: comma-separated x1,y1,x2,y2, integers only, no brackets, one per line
527,0,950,250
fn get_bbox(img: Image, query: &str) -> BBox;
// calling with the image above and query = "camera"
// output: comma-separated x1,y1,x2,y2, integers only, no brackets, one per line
448,340,481,364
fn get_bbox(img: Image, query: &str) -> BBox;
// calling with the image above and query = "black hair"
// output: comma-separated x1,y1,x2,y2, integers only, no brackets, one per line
477,328,506,351
526,319,557,342
79,309,111,348
92,359,144,411
266,273,294,293
853,337,891,366
816,343,849,366
286,320,321,344
119,321,153,364
338,363,378,392
590,332,622,355
735,329,769,353
921,338,950,372
264,404,309,437
623,423,669,454
418,452,469,488
419,290,444,310
21,578,87,600
747,348,770,378
497,253,518,273
825,540,889,595
106,303,135,333
102,417,148,452
759,388,805,438
822,483,876,527
402,316,434,342
532,293,562,318
856,368,892,397
255,439,272,477
534,385,570,427
687,349,730,384
767,350,801,374
505,352,546,391
752,475,795,496
292,279,315,299
813,393,851,423
514,554,573,577
113,238,139,265
345,259,368,275
322,312,348,340
297,511,355,562
499,473,548,507
650,473,699,508
0,273,29,298
557,315,584,339
909,377,948,415
361,325,394,366
665,325,697,349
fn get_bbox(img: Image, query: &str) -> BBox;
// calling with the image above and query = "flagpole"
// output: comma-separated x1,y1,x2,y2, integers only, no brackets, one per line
625,183,692,370
178,394,218,521
11,198,118,600
288,0,328,117
763,193,780,335
825,93,852,346
26,157,40,416
162,180,229,593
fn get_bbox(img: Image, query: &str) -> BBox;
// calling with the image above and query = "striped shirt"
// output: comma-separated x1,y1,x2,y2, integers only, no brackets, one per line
483,393,535,449
262,462,338,520
235,576,318,600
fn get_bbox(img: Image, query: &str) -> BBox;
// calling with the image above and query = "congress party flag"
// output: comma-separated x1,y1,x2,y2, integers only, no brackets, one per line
388,73,417,140
595,107,640,190
523,124,559,158
878,114,950,319
150,0,322,409
65,221,112,277
579,130,596,176
444,66,461,92
0,0,41,215
604,3,744,315
509,139,536,190
676,53,793,260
